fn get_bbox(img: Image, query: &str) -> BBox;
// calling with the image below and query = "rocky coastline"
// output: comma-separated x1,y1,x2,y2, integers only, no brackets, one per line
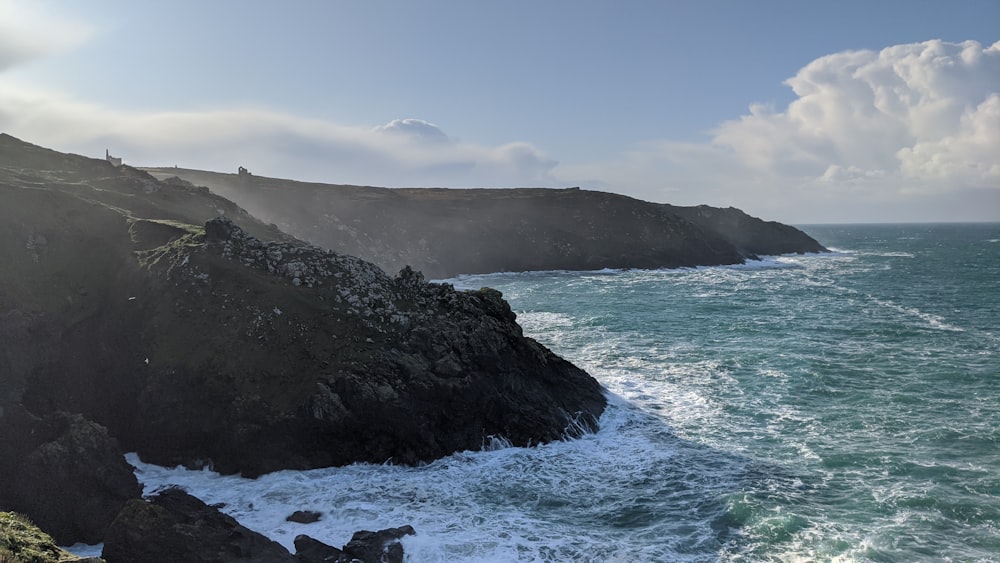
2,133,822,560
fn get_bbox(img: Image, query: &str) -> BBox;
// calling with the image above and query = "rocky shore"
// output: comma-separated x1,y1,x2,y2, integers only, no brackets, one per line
2,133,822,560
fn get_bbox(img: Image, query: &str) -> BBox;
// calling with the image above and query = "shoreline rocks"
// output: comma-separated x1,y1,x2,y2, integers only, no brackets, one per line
102,488,295,563
102,488,414,563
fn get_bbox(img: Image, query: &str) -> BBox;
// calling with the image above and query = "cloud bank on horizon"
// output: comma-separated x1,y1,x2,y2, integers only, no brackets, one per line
0,6,996,223
567,38,1000,222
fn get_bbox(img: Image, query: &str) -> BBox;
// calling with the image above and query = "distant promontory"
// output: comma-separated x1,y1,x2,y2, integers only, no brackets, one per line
143,168,827,279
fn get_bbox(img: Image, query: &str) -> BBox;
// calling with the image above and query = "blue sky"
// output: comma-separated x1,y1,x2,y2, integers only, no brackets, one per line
2,0,998,223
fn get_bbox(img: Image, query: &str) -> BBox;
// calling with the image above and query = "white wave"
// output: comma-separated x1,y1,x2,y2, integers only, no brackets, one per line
861,251,915,258
439,250,851,287
515,311,575,332
867,296,966,332
63,543,103,558
823,247,857,255
120,394,744,562
732,256,805,270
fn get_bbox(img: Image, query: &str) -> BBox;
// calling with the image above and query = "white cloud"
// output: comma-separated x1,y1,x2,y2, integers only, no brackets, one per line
0,31,996,222
714,39,1000,185
896,93,1000,186
373,118,451,143
561,39,1000,222
0,0,94,70
0,84,557,188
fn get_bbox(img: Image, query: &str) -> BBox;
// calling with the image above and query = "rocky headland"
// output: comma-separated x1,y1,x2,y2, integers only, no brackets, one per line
143,167,827,279
0,134,605,557
2,133,824,559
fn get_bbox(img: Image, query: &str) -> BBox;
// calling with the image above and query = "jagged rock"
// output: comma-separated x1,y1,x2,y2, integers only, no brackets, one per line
128,218,606,476
0,411,141,545
142,167,827,278
342,526,415,563
293,526,415,563
102,488,294,563
0,511,105,563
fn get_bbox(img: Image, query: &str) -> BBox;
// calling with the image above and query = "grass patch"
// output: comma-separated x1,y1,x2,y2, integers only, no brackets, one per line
0,512,83,563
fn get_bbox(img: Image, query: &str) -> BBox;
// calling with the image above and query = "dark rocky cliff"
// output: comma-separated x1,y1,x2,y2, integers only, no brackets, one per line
0,134,606,545
143,168,827,279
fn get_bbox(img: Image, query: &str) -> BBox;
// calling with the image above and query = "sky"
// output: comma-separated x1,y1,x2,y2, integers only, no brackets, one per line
1,0,998,224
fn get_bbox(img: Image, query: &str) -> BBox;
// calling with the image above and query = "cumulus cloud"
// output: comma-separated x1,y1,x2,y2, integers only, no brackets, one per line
562,39,1000,222
712,39,1000,190
374,118,451,143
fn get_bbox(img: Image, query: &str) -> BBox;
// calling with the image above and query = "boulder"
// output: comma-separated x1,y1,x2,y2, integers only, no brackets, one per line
293,526,415,563
293,535,347,562
286,510,322,524
2,412,141,545
102,488,294,563
342,526,415,563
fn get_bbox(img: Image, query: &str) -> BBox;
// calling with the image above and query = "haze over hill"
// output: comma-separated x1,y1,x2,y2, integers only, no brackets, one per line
144,167,826,279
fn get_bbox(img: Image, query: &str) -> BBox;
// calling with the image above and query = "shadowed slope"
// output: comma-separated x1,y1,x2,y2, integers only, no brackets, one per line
143,167,826,278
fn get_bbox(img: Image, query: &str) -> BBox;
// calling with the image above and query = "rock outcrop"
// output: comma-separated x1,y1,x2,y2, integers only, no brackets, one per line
128,217,605,476
0,133,606,482
102,488,294,563
143,168,827,278
294,526,415,563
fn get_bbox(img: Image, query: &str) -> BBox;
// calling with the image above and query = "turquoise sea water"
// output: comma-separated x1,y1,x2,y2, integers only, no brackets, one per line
103,223,999,561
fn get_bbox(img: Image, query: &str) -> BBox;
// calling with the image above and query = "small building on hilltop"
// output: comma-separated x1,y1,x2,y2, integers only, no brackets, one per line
105,149,122,167
238,166,252,177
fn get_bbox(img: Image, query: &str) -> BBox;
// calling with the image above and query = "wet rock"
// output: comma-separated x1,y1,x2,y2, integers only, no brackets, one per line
293,526,415,563
342,526,415,563
286,510,322,524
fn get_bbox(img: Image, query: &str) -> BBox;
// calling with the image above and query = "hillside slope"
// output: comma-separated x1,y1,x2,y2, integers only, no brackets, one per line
144,167,826,279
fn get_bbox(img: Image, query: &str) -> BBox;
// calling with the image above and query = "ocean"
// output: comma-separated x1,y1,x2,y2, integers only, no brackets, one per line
72,223,1000,561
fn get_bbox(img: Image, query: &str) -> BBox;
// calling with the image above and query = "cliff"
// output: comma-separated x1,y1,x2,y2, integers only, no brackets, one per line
0,134,606,546
142,168,827,279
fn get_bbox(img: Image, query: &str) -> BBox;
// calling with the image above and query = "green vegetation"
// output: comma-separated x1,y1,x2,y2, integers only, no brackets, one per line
0,512,93,563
